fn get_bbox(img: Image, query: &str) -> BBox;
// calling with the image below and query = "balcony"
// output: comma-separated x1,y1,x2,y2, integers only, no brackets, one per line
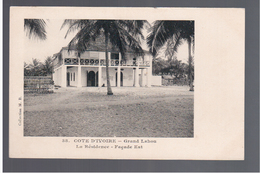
64,58,150,67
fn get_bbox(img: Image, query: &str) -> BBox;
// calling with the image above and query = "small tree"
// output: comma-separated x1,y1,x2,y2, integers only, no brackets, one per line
28,58,43,76
24,62,31,76
42,56,54,76
152,57,168,75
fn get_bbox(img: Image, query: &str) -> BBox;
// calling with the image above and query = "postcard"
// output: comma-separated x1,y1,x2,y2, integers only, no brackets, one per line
9,7,244,159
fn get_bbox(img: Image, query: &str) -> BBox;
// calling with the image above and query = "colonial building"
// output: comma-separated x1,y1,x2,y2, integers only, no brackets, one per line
52,37,155,87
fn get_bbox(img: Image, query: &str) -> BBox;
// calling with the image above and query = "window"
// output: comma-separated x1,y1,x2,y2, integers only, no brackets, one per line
111,53,119,60
71,73,72,81
73,73,75,81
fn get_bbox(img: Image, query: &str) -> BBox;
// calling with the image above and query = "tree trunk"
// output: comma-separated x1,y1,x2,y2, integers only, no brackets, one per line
188,37,194,91
105,32,113,95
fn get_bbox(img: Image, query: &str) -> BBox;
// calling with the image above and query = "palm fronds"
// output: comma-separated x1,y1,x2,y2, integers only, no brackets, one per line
24,19,47,40
147,20,194,91
147,20,194,57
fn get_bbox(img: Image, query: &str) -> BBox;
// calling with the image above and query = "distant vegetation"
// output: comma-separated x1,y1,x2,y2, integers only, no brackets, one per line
153,57,193,79
24,57,53,76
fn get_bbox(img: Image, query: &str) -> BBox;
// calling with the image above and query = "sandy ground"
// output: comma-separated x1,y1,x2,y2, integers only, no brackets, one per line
24,86,194,137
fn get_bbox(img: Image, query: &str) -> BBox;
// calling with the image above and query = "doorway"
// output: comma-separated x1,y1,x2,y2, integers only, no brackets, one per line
96,71,99,86
67,72,70,86
87,71,96,86
115,72,123,86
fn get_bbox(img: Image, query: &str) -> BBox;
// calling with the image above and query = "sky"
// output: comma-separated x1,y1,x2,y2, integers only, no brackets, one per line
24,19,189,64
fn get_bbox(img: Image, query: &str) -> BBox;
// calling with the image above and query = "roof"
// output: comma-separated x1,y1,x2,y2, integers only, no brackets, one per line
53,34,151,58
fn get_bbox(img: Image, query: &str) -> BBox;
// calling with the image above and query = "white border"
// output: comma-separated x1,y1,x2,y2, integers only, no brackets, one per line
9,7,245,159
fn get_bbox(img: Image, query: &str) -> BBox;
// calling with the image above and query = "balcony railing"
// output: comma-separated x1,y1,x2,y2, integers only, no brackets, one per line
80,59,99,65
64,58,150,67
64,58,78,65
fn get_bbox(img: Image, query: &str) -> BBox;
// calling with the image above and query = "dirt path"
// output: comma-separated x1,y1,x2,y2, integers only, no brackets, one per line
25,94,192,111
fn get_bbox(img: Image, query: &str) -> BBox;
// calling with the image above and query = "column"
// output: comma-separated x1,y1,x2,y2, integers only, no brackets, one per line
145,68,148,87
61,65,67,87
117,67,121,87
98,66,102,87
134,68,139,87
147,68,151,87
77,66,82,87
53,68,57,85
141,69,144,87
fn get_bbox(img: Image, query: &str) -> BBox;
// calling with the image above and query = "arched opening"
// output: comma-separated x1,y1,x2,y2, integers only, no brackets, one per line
120,72,123,86
87,71,95,86
67,72,70,86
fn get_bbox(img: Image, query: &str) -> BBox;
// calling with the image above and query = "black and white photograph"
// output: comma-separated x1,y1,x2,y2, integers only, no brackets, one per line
9,7,245,160
23,19,194,137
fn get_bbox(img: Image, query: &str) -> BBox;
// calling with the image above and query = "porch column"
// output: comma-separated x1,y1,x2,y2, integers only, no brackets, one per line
77,66,82,87
141,69,144,87
147,68,151,87
134,68,139,87
98,66,102,87
117,67,121,87
61,65,67,87
145,68,148,87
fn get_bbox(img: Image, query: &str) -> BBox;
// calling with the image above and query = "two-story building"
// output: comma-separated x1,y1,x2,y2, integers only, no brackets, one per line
52,37,154,88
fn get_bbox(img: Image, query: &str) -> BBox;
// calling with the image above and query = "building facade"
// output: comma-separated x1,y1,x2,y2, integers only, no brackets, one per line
52,46,153,88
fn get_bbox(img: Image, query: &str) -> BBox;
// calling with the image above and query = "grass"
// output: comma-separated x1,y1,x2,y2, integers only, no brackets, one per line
24,86,194,137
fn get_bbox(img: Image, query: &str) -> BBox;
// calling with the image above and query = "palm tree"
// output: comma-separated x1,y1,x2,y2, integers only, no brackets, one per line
24,19,47,40
43,56,54,76
61,20,147,95
24,62,31,76
29,58,43,76
147,21,194,91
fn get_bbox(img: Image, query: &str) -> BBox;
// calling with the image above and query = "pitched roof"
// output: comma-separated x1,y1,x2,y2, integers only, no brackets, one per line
54,34,150,59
